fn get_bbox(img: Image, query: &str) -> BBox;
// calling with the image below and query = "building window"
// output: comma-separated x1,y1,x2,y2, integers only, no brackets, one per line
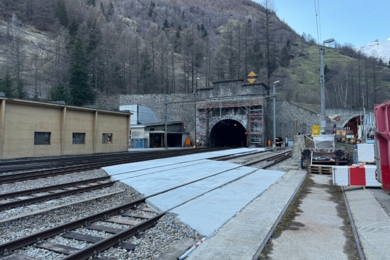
102,133,113,144
34,132,51,145
73,133,85,144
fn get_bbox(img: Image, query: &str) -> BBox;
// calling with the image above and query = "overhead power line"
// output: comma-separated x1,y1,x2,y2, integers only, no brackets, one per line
135,0,167,22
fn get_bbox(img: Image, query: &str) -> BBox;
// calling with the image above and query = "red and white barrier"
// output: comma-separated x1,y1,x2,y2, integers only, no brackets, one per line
179,237,206,260
332,165,381,188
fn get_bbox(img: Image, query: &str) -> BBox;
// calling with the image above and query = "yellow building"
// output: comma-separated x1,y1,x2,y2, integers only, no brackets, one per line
0,98,131,159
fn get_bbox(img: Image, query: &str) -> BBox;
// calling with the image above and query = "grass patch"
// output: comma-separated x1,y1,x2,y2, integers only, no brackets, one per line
259,174,313,259
326,180,361,260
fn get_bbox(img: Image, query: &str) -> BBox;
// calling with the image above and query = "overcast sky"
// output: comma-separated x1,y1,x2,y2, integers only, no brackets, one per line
254,0,390,47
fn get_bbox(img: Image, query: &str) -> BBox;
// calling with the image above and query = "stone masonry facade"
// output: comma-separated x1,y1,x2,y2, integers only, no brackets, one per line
95,80,321,146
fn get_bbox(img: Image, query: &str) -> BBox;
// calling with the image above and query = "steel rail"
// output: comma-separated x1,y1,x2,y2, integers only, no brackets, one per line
211,149,270,161
244,150,292,166
63,213,166,260
0,176,110,199
0,147,227,174
66,151,294,259
252,171,307,260
0,150,292,259
341,186,366,260
0,152,129,167
0,198,147,256
0,181,116,211
0,148,228,184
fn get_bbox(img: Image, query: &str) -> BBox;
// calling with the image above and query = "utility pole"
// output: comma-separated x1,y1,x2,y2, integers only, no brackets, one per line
362,94,366,143
164,95,168,149
194,78,199,147
320,38,335,135
273,80,279,148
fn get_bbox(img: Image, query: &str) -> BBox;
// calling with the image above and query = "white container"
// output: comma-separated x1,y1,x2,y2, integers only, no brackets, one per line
364,165,381,187
332,166,349,186
357,144,375,163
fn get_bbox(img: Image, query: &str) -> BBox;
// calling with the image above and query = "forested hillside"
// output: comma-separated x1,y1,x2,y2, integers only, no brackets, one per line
0,0,389,109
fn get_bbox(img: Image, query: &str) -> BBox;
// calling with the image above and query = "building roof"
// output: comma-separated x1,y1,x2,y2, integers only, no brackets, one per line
0,97,132,116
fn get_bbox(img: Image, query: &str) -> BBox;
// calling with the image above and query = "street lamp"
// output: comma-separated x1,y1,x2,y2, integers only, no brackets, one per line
194,78,200,147
273,80,280,148
320,38,335,135
164,94,168,149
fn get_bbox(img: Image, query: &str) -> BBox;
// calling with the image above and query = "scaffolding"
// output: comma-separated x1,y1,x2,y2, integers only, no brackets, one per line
196,100,264,147
248,105,264,147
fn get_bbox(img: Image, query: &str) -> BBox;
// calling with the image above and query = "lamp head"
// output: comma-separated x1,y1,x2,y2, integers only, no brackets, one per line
323,38,335,44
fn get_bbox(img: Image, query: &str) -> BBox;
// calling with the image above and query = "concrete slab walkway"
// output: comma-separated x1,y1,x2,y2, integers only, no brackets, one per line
346,188,390,260
269,174,348,260
186,170,306,260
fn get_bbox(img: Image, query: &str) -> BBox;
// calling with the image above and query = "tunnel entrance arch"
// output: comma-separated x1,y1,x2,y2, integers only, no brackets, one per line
340,114,363,137
210,119,247,147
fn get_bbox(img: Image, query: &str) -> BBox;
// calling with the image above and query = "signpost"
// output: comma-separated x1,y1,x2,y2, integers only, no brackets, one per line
247,71,258,84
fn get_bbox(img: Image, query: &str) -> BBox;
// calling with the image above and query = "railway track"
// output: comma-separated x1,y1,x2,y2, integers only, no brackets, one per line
1,150,291,214
211,149,269,161
0,148,228,184
0,177,114,211
0,149,293,260
0,198,162,260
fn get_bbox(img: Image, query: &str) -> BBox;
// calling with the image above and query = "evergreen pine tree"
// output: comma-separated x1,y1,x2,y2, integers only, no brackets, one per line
69,38,93,106
163,19,169,29
100,2,105,16
174,28,181,52
15,79,25,99
55,0,68,27
203,29,208,38
67,19,79,48
148,2,155,17
87,20,101,55
50,83,70,103
250,39,263,72
139,50,157,93
106,2,114,20
286,39,291,50
0,71,13,97
279,46,290,67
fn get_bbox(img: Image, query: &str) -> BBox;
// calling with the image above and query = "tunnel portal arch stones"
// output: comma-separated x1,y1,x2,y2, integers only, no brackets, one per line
326,108,374,129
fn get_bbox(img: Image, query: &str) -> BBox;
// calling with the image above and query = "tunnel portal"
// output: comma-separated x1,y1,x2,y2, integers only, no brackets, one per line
210,119,247,147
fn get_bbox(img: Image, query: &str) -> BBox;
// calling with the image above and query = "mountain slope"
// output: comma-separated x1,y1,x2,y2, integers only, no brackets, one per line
356,40,390,64
0,0,389,110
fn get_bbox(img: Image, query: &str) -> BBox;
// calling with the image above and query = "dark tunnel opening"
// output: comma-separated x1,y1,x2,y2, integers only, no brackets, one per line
210,119,247,147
